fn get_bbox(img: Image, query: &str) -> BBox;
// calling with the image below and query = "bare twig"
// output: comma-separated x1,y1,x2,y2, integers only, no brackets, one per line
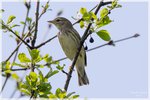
1,50,19,93
34,35,57,49
1,23,32,49
2,33,140,73
31,1,40,48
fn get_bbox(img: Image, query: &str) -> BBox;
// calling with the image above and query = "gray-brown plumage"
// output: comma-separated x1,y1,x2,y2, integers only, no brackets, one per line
48,17,89,86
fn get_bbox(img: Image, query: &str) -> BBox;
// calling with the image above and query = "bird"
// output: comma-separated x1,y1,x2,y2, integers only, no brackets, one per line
48,17,89,86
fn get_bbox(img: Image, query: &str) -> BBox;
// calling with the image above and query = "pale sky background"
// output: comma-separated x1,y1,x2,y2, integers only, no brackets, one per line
1,1,148,99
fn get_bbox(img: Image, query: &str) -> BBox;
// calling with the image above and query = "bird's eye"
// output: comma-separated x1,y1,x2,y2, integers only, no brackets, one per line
56,19,61,22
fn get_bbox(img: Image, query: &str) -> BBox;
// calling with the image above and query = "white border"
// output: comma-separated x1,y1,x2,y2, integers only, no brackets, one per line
0,0,149,100
0,0,149,2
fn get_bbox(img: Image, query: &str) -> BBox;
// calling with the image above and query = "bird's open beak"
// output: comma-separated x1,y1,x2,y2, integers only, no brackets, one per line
47,20,53,23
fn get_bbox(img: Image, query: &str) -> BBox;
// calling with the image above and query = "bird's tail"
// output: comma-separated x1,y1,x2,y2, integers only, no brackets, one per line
76,66,89,86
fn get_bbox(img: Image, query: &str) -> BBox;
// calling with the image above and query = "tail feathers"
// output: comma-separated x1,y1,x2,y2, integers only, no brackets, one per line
78,70,89,86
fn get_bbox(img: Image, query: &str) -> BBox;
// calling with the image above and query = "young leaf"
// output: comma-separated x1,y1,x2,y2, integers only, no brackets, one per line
66,92,75,98
83,12,91,21
5,61,11,69
12,73,20,81
55,88,62,97
12,62,27,68
72,95,79,99
45,70,59,79
80,7,87,15
20,88,31,95
0,9,5,13
96,30,111,41
28,49,41,63
11,24,20,28
20,21,25,25
90,12,97,20
18,53,31,63
79,21,84,28
26,17,32,23
56,65,64,71
100,8,109,18
7,15,16,24
29,72,38,82
112,0,118,8
96,16,112,28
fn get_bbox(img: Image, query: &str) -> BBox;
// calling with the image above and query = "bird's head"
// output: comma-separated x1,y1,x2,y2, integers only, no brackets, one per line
48,17,73,30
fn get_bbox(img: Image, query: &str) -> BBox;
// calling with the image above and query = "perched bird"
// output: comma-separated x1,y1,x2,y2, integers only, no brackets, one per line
48,17,89,86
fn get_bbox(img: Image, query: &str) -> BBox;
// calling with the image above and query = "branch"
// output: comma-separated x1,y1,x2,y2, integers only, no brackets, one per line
1,33,140,73
31,1,40,47
34,35,57,49
1,50,19,93
30,1,40,99
1,23,32,49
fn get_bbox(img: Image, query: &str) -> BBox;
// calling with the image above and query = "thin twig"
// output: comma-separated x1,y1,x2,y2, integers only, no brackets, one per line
2,33,140,72
1,50,19,93
30,1,40,99
31,1,40,47
34,35,57,49
1,23,32,49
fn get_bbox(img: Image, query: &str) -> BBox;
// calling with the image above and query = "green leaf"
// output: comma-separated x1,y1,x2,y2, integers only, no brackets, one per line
0,9,5,13
20,88,31,95
38,82,52,92
80,7,87,15
12,73,20,81
112,0,118,8
83,12,91,21
100,8,109,18
55,88,62,97
44,54,52,63
72,95,79,99
37,69,44,82
45,3,49,10
18,53,31,63
49,94,57,98
96,30,111,41
96,16,112,28
79,21,84,28
7,15,16,24
26,76,31,86
26,17,32,23
14,30,19,35
12,62,27,68
20,21,25,25
5,61,11,69
116,4,122,8
11,24,20,28
66,92,75,98
56,65,64,71
45,70,59,79
90,12,97,20
29,72,38,82
28,49,41,63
